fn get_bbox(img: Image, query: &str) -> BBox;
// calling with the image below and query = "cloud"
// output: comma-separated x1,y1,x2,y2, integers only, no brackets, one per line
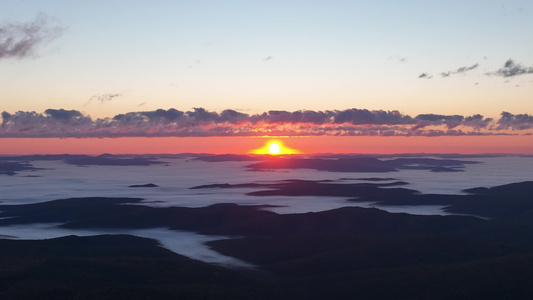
263,56,273,61
418,73,432,79
415,114,463,122
1,109,92,136
0,14,64,60
85,93,123,106
497,112,533,130
333,109,414,125
44,109,85,122
252,110,330,124
414,114,464,129
456,64,479,74
412,113,492,131
486,59,533,77
0,108,528,138
440,63,479,77
387,56,407,62
219,109,249,123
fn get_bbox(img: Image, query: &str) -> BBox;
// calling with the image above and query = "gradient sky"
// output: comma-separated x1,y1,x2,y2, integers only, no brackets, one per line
1,1,533,154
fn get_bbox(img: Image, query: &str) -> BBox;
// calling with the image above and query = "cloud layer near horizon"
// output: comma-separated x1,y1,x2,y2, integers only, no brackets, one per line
1,108,532,138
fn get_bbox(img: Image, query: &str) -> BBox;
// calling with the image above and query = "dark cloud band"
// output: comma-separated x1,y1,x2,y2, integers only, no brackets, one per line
1,108,530,138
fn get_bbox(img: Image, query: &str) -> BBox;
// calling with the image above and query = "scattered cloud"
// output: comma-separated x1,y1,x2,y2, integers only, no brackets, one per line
263,56,273,61
84,93,123,106
440,63,479,77
456,64,479,73
486,59,533,77
1,108,529,138
0,14,64,60
387,56,407,62
418,73,432,79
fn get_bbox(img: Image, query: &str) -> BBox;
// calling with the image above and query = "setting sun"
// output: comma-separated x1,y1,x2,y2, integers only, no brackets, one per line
249,139,301,155
269,142,281,154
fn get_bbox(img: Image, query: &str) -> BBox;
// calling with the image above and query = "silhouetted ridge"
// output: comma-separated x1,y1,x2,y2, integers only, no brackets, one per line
248,157,397,172
246,156,480,173
195,154,265,162
0,161,39,175
129,183,159,188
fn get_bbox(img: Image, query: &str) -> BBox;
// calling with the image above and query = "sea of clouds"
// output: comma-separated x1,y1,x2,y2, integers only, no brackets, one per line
1,155,532,267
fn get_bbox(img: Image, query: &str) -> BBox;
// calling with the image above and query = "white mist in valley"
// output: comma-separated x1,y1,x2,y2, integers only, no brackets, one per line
2,156,532,209
1,155,532,267
0,223,253,268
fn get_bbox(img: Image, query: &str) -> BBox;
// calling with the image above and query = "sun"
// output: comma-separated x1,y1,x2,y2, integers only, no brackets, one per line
249,139,301,155
269,142,281,154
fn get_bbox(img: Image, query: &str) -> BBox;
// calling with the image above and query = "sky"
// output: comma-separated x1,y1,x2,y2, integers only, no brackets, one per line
1,1,532,154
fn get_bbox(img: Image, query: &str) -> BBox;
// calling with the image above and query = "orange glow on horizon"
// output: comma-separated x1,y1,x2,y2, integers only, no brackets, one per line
249,139,301,155
0,135,531,155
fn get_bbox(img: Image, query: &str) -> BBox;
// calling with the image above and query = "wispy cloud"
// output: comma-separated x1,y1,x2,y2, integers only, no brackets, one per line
2,108,531,138
440,63,479,77
486,59,533,77
418,73,432,79
0,14,64,60
84,93,123,106
387,55,407,62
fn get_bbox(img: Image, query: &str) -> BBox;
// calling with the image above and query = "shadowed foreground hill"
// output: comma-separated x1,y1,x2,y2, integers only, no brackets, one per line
2,233,533,300
0,235,268,300
209,235,533,299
